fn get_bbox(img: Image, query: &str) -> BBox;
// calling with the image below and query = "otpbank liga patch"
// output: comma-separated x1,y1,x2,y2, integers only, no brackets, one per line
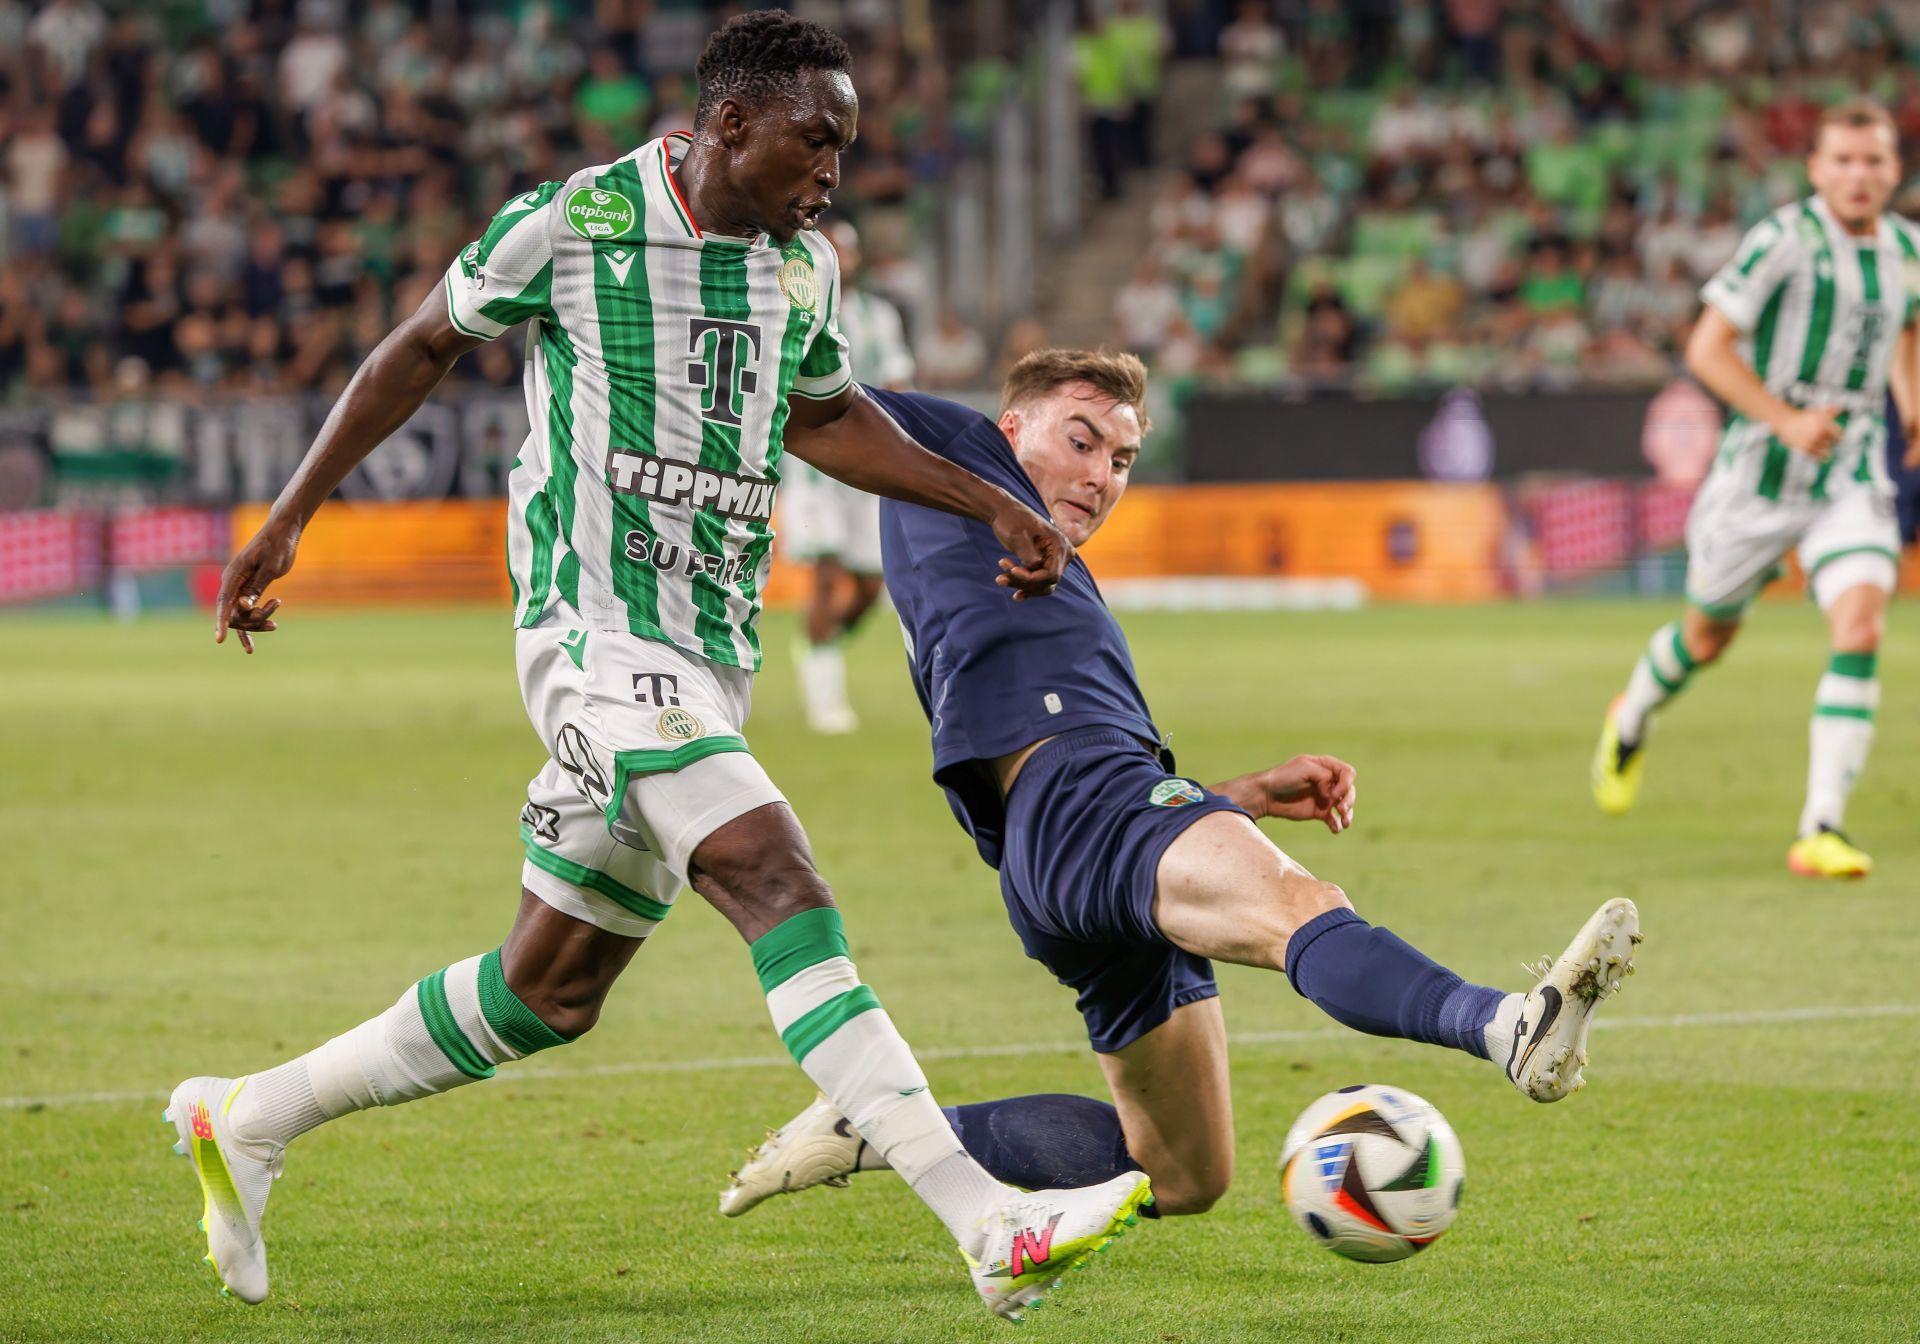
1149,779,1207,808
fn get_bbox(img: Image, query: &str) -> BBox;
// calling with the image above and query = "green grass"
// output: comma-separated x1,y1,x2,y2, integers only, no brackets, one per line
3,601,1917,1343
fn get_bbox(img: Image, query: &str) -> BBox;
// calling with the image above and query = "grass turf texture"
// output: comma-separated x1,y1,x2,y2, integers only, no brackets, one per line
3,601,1917,1344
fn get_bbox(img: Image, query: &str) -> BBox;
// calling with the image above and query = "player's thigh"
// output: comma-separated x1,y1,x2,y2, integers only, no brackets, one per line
1800,490,1901,639
1095,996,1235,1215
516,622,786,936
1684,474,1806,622
1152,811,1351,972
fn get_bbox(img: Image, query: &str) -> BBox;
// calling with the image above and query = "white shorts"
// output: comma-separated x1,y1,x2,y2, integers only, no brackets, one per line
1684,476,1901,618
515,615,786,937
780,467,884,574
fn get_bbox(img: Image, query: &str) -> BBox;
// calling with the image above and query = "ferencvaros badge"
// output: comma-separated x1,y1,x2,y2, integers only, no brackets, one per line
778,255,818,312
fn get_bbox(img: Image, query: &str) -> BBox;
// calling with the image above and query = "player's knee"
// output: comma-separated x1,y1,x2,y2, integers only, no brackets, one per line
1831,611,1883,653
1148,1163,1233,1216
707,850,832,926
504,964,613,1040
1682,618,1738,664
1262,880,1350,972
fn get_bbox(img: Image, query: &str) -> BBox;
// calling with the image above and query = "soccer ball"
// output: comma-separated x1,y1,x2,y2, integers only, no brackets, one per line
1279,1084,1466,1262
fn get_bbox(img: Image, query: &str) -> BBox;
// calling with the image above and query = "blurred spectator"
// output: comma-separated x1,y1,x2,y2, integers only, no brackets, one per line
7,107,68,257
1220,1,1284,101
1076,13,1132,201
918,309,990,391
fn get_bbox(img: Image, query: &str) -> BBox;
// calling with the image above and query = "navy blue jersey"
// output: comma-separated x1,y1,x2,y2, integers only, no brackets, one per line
869,387,1164,866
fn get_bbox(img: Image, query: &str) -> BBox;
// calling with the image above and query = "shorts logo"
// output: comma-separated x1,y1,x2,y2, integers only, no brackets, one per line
520,801,562,843
565,186,636,240
1149,778,1206,808
657,707,705,742
554,722,612,810
778,254,818,311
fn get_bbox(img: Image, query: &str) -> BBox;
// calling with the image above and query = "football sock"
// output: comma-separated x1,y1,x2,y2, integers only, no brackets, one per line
1613,619,1702,745
798,640,852,722
1284,909,1505,1060
1799,650,1878,835
227,948,572,1149
751,907,1003,1248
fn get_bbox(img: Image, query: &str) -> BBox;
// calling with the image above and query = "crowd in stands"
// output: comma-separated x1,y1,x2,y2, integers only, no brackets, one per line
0,0,1004,405
1123,0,1920,394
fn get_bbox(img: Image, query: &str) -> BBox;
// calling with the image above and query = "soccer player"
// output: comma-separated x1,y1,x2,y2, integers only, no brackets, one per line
166,14,1150,1321
718,349,1639,1221
781,219,913,733
1591,99,1920,878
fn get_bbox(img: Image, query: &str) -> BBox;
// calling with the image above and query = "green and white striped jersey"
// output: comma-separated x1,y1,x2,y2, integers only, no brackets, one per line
445,132,853,671
1700,195,1920,503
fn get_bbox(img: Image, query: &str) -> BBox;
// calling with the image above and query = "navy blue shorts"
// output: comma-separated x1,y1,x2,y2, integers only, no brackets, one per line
998,727,1249,1054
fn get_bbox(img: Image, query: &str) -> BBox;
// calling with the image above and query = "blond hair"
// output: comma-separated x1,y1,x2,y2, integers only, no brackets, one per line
1000,348,1152,435
1814,97,1897,152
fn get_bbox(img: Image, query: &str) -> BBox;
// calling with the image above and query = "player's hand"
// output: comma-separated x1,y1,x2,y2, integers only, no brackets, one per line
214,518,299,654
1775,405,1843,460
1254,754,1357,834
990,499,1073,601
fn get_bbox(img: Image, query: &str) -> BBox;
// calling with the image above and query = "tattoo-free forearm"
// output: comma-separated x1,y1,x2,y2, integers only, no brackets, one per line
1684,312,1793,433
1209,772,1269,820
784,389,1015,523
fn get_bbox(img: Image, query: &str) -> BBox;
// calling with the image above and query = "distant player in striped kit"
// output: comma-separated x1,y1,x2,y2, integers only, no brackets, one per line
1593,99,1920,877
781,219,915,733
169,13,1149,1322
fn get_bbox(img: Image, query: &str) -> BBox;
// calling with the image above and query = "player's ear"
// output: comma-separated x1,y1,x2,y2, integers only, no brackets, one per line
718,97,750,149
997,408,1021,443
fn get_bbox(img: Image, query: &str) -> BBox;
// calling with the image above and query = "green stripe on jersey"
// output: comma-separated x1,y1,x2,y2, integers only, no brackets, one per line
416,969,495,1080
689,243,754,664
1796,203,1836,388
593,157,669,643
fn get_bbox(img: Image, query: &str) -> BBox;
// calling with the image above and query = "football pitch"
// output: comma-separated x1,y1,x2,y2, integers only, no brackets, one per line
3,600,1917,1343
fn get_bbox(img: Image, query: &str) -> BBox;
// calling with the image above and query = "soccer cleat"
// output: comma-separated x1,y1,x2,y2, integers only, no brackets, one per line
964,1172,1153,1322
1787,828,1872,879
1589,696,1644,816
1504,898,1640,1102
718,1094,862,1217
166,1076,280,1303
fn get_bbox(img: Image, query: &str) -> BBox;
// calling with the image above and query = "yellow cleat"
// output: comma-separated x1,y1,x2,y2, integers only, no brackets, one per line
1787,829,1872,879
1590,696,1643,816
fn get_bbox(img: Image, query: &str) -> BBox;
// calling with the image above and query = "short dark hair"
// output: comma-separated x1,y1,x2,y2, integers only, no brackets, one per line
693,11,853,131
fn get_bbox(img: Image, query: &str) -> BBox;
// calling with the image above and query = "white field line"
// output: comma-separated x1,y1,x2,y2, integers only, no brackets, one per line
7,1001,1918,1113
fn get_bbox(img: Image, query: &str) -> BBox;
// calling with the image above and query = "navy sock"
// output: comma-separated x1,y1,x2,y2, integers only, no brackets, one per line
1284,908,1505,1060
941,1094,1158,1215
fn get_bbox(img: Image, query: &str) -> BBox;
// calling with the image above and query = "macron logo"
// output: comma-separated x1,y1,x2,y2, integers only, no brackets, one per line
605,249,635,287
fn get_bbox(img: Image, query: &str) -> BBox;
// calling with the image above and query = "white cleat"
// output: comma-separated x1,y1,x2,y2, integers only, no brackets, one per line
1504,898,1641,1102
965,1172,1154,1322
718,1094,863,1217
165,1076,280,1303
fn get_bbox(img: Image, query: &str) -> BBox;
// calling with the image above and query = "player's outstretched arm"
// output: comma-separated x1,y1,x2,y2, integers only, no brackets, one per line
1892,323,1920,467
784,385,1072,598
1685,306,1841,461
215,294,486,652
1210,754,1357,834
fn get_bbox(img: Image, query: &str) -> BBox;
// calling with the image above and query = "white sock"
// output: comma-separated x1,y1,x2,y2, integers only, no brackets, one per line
227,949,570,1149
1614,620,1699,744
1800,654,1879,835
798,641,853,725
753,907,1005,1251
1481,992,1525,1067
